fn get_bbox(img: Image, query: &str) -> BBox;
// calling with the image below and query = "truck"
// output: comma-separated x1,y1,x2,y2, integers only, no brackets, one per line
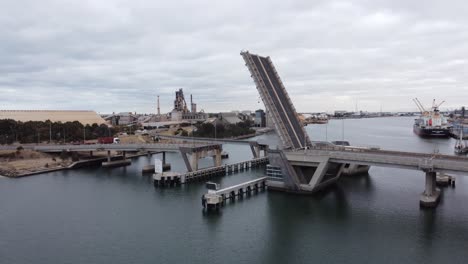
98,137,115,144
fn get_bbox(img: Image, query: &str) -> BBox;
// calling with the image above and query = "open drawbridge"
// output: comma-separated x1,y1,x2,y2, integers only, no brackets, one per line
241,51,468,207
241,51,311,150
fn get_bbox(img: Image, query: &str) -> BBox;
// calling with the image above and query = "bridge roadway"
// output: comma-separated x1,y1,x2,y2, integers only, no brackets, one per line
154,135,255,145
287,146,468,174
0,143,218,153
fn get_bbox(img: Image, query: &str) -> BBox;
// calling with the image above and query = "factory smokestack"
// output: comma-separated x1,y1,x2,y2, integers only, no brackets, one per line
157,95,160,116
190,94,196,113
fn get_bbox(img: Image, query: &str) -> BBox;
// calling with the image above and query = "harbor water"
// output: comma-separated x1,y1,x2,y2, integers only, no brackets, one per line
1,117,468,263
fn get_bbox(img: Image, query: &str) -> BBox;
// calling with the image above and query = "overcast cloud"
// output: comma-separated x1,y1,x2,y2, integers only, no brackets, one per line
1,0,467,114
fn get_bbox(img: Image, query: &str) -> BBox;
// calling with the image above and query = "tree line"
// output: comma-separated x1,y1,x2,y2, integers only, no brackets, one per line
188,120,255,138
0,119,116,144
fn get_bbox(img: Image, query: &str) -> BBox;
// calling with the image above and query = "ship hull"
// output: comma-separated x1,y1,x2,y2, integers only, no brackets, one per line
413,125,450,138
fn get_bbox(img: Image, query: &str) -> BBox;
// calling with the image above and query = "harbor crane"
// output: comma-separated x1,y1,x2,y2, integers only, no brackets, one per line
413,98,427,113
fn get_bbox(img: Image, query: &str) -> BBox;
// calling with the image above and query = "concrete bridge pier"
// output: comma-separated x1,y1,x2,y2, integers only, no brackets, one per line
213,148,222,167
180,144,222,172
249,142,269,158
191,152,200,171
420,171,441,208
266,149,344,193
102,150,131,168
142,151,171,174
341,164,370,176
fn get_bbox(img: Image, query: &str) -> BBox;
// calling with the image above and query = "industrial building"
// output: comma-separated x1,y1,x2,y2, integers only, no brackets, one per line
169,88,207,121
0,110,107,125
104,112,139,126
218,112,243,124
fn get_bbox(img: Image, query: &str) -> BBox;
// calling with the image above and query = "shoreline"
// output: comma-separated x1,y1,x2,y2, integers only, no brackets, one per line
1,152,157,178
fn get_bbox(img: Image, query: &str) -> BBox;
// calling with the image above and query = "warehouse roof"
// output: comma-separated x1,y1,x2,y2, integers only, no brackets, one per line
0,110,107,125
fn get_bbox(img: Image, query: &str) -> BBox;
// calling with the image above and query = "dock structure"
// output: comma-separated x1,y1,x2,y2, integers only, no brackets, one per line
153,157,269,187
142,151,171,173
182,157,268,183
153,172,183,187
202,177,268,210
241,50,468,208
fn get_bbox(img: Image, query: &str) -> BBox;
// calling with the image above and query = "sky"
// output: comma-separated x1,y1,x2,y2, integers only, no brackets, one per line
1,0,467,114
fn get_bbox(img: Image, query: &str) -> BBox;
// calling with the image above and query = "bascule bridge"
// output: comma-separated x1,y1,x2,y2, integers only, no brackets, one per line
241,51,468,207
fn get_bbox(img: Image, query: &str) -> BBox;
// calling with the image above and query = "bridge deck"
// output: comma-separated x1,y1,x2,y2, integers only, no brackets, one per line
0,143,218,153
287,146,468,174
242,51,311,149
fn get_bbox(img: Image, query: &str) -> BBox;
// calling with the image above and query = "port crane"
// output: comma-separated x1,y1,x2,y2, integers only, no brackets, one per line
413,98,445,115
432,99,445,110
413,98,427,114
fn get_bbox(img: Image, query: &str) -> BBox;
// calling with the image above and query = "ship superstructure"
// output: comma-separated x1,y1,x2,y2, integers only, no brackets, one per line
412,98,450,137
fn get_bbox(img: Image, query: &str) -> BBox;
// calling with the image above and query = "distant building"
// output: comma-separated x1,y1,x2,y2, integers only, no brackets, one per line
219,112,243,124
334,110,348,117
0,110,107,125
254,109,266,127
238,112,253,121
104,112,138,126
169,88,207,121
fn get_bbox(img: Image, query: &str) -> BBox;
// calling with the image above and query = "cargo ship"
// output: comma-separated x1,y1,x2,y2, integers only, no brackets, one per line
412,98,450,138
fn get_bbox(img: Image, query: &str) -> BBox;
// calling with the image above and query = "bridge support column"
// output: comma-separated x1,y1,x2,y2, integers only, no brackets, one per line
213,148,222,167
420,171,441,208
179,144,223,172
263,145,269,157
191,152,199,171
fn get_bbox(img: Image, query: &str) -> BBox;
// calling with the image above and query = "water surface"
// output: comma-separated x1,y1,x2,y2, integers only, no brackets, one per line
1,117,467,264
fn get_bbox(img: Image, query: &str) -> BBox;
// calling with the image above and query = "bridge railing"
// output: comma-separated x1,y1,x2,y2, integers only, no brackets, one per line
301,145,468,162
